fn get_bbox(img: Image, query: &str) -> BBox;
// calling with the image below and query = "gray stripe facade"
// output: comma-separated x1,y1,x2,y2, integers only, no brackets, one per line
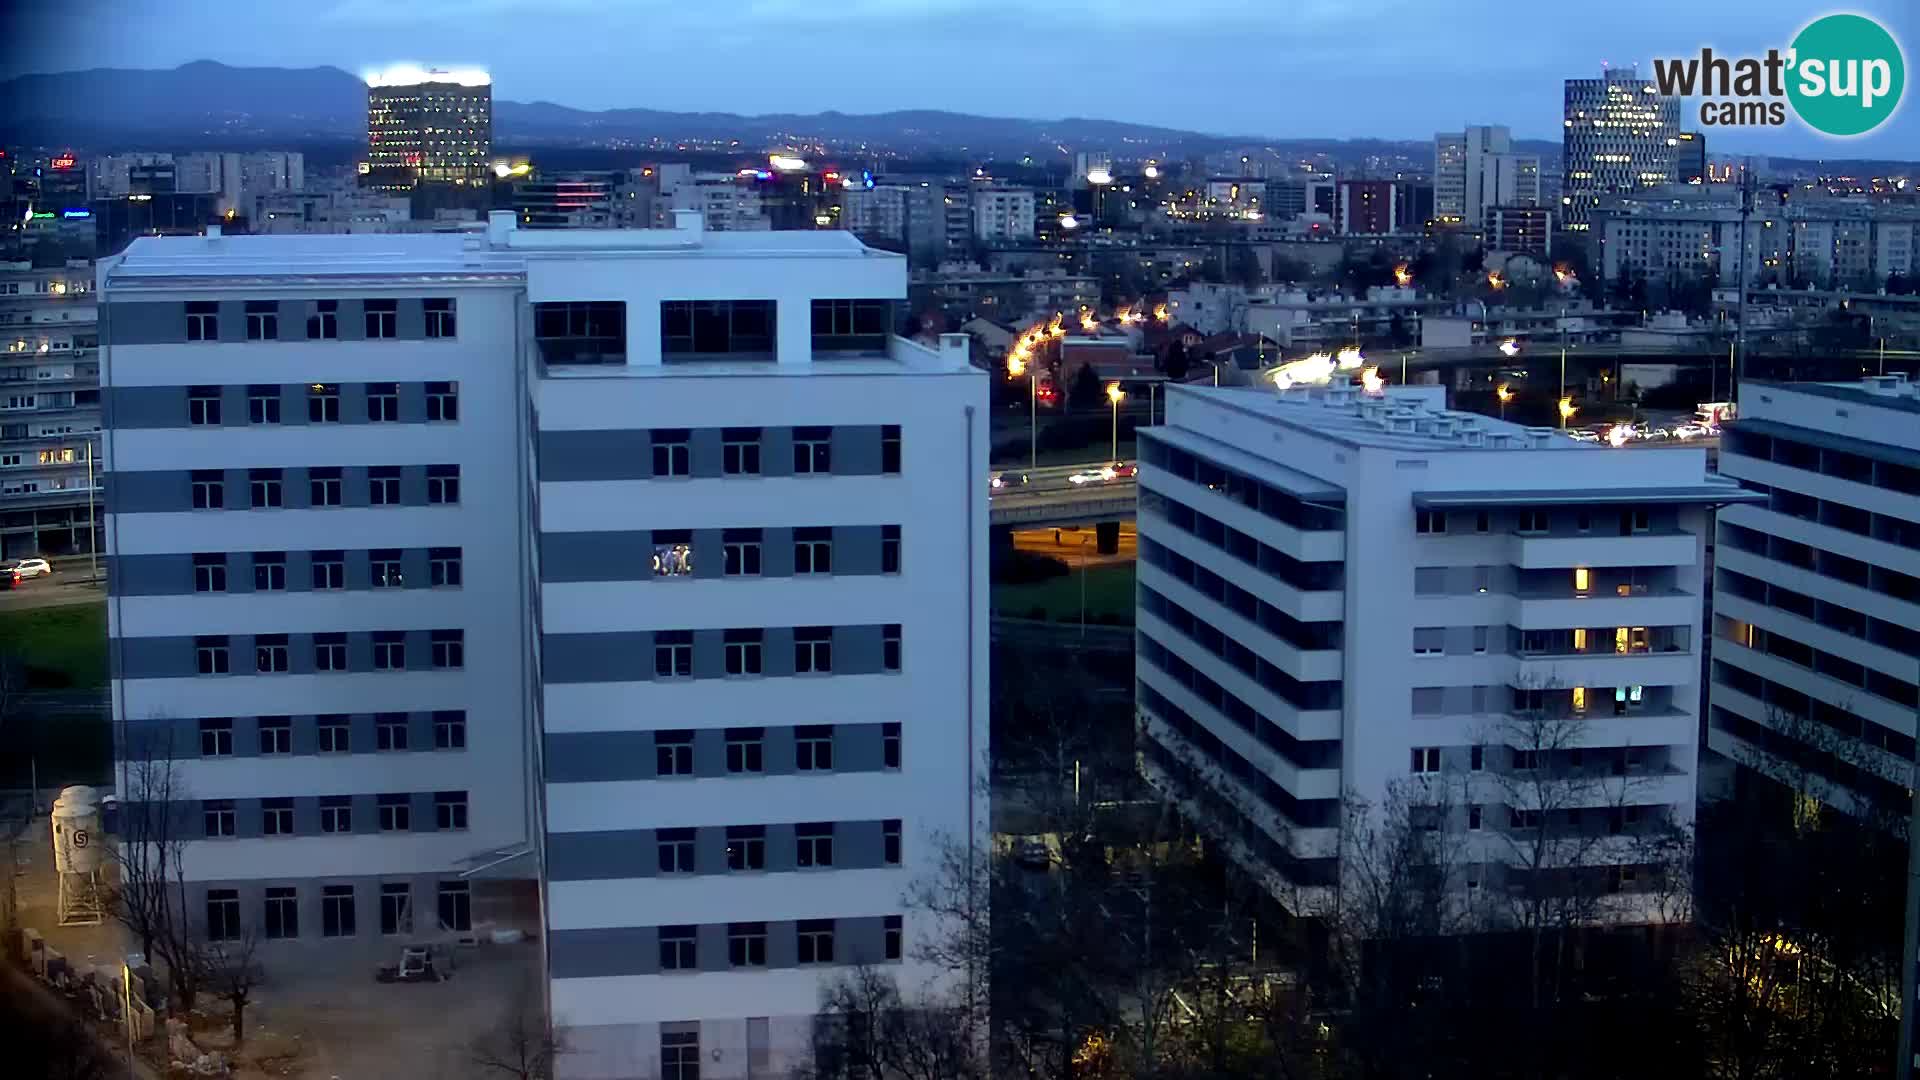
111,548,456,597
541,624,892,683
546,723,893,783
105,381,447,429
547,818,897,882
549,915,898,979
543,525,891,583
116,630,457,678
179,874,468,942
107,465,452,514
537,424,888,483
104,298,445,347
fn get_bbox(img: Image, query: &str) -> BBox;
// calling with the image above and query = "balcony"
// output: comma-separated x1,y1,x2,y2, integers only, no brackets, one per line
1508,529,1698,569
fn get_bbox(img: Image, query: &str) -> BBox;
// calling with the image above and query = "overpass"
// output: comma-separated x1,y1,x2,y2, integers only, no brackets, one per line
988,463,1138,528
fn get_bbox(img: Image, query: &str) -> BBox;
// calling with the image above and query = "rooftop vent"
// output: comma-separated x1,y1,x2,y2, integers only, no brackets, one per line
1462,429,1486,447
1430,417,1457,437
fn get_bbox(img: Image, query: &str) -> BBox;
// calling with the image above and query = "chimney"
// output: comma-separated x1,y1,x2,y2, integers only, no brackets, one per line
673,210,705,233
486,209,517,247
938,333,970,365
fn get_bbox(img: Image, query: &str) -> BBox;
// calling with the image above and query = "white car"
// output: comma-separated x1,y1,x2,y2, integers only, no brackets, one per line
1566,430,1602,443
1672,422,1710,440
6,558,51,579
1067,467,1118,485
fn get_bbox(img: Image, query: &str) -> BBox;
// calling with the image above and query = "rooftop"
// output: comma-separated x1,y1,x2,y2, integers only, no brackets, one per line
1177,382,1588,453
1749,375,1920,415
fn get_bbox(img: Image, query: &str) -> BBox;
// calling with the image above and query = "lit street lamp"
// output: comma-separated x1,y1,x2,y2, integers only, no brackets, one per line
1107,382,1126,462
1558,396,1577,429
1496,383,1513,421
1008,354,1038,470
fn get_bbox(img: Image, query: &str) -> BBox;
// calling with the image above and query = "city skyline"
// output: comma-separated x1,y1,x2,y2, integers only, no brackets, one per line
7,0,1918,160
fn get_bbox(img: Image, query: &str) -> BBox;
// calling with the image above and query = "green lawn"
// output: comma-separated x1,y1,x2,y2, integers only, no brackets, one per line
0,601,108,689
993,563,1136,625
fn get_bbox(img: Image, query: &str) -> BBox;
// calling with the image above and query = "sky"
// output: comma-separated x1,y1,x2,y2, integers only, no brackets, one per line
3,0,1917,160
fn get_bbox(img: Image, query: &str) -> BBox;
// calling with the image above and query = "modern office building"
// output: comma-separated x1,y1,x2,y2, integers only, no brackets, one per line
1675,131,1706,185
100,211,988,1079
365,67,494,191
1562,66,1681,230
1,258,103,559
1485,205,1554,259
1135,380,1752,916
514,172,619,229
1707,375,1920,819
1433,125,1540,228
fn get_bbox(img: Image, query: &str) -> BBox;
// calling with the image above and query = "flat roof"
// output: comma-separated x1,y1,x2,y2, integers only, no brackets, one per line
1414,482,1764,508
1175,383,1587,454
1730,416,1920,471
1747,378,1920,416
1139,426,1345,503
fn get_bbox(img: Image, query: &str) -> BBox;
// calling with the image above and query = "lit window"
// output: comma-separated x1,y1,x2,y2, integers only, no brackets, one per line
1573,567,1591,595
1572,686,1587,713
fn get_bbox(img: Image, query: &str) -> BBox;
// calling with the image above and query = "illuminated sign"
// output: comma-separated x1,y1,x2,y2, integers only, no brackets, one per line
861,169,875,190
61,209,91,219
29,212,54,220
49,155,77,171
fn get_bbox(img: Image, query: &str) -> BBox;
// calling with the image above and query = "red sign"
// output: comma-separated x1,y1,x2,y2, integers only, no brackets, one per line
50,155,77,171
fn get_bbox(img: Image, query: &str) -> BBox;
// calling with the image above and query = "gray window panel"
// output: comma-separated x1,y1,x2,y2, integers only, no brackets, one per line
541,632,652,683
691,630,724,681
765,919,799,969
291,715,320,755
690,529,724,581
1442,686,1477,714
102,302,187,345
334,299,366,342
400,466,429,506
292,797,321,835
537,431,652,481
286,634,315,676
695,827,728,876
761,726,797,775
279,468,311,511
835,724,886,772
832,425,884,476
339,466,370,509
550,927,657,979
1410,687,1445,715
762,627,796,677
760,427,794,478
691,727,726,779
281,551,312,594
400,549,431,591
100,386,185,430
835,820,888,870
545,732,657,782
1413,627,1445,654
409,792,436,833
397,382,429,423
408,712,435,751
336,383,369,425
219,385,249,428
404,630,433,672
696,923,729,973
346,632,375,671
351,793,380,835
1449,567,1482,594
278,383,308,426
105,554,188,597
277,300,305,334
114,636,196,680
103,470,189,515
764,823,798,873
545,830,653,881
396,299,427,340
540,532,649,583
759,528,795,577
833,526,883,575
235,799,263,839
689,428,724,479
1413,567,1447,595
834,625,885,675
839,915,892,966
1444,627,1477,656
215,301,248,344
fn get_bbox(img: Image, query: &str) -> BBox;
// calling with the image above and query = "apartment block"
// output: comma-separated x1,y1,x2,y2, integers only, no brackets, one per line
971,186,1036,244
1135,381,1753,916
100,211,988,1079
1708,376,1920,818
2,259,104,558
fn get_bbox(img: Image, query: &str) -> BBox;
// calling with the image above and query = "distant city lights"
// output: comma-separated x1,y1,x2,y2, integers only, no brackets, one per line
769,154,808,172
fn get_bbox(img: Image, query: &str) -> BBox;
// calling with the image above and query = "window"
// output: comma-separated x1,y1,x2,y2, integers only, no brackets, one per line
307,383,340,423
652,430,690,477
661,298,775,354
424,298,455,338
1572,686,1589,713
661,1031,700,1080
199,717,233,757
1415,509,1445,534
429,547,462,587
724,629,763,676
811,298,890,347
883,722,901,769
196,635,230,675
434,791,468,831
426,381,458,422
1623,509,1651,535
192,470,224,510
794,426,832,473
307,300,338,340
322,886,355,937
882,425,901,473
1470,745,1484,771
1413,628,1443,656
309,466,343,507
369,466,401,505
203,799,235,837
188,386,221,425
883,819,902,865
727,825,766,871
258,714,292,753
1469,805,1483,831
315,633,347,672
377,793,411,831
794,527,833,574
1576,510,1592,533
1517,509,1550,534
312,551,345,591
242,384,279,424
657,828,695,874
431,629,464,670
1615,684,1646,714
796,725,834,771
380,883,412,935
367,382,399,422
1510,808,1542,829
437,881,470,932
376,712,409,751
882,525,901,574
1513,749,1540,771
797,919,835,964
262,797,294,835
186,301,218,342
722,428,760,475
249,551,285,592
655,631,692,678
1573,627,1589,652
1573,567,1592,595
653,530,694,577
193,553,227,593
246,300,277,341
655,730,694,776
1513,687,1547,713
206,889,241,941
371,550,404,588
373,631,406,670
365,298,398,338
729,922,768,967
249,468,283,508
1473,626,1489,655
883,624,902,671
312,793,351,834
885,914,903,960
796,627,832,673
317,714,349,753
426,464,460,504
726,728,763,773
435,710,467,750
723,530,762,576
1410,747,1441,774
1474,510,1490,534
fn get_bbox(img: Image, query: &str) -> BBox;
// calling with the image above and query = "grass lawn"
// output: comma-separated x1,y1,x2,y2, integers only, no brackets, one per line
0,710,112,788
0,601,108,689
993,562,1136,624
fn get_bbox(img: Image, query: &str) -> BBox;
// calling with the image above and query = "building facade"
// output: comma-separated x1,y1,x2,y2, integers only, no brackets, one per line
1336,179,1398,235
1,259,103,558
101,213,988,1079
971,186,1036,244
365,68,494,191
514,173,619,230
1485,205,1554,259
1707,376,1920,819
1434,125,1540,228
1562,67,1681,230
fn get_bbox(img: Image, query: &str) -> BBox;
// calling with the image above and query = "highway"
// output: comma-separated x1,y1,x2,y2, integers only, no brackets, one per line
988,462,1139,527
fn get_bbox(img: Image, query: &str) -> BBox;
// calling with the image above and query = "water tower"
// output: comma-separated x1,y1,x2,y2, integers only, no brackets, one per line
51,785,106,926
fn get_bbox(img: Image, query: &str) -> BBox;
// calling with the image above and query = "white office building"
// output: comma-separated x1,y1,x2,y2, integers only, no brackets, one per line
1136,381,1751,917
100,211,987,1079
1433,125,1540,227
1562,66,1681,230
971,186,1035,244
2,259,104,559
1708,376,1920,818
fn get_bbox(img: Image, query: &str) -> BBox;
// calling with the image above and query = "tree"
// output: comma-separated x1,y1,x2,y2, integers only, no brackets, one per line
469,977,566,1080
110,721,203,1011
804,965,987,1080
204,929,263,1046
1069,361,1105,414
1161,340,1192,383
1226,247,1265,289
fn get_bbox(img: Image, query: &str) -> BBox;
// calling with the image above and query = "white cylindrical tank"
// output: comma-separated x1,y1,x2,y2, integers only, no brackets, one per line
51,785,103,874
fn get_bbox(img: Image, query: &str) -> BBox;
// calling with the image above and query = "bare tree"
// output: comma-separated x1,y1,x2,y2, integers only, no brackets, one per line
203,929,263,1045
803,965,987,1080
108,720,202,1010
469,977,565,1080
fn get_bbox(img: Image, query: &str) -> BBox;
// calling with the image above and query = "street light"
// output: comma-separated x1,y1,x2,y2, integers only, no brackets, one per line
1107,382,1126,462
1558,396,1577,428
1007,354,1038,471
1497,383,1513,421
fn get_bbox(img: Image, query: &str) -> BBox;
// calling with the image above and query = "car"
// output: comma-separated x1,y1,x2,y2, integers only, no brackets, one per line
1566,429,1601,443
1109,462,1137,478
5,558,51,580
1672,422,1710,440
990,471,1029,491
1067,466,1118,485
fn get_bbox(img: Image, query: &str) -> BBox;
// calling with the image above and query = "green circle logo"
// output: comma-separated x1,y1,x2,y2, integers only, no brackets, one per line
1787,13,1905,136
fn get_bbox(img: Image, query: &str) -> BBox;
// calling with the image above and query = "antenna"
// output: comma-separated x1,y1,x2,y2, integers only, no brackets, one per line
1733,158,1755,407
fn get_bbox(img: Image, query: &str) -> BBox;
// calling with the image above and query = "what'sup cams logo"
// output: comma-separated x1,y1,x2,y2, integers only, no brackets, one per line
1653,12,1906,136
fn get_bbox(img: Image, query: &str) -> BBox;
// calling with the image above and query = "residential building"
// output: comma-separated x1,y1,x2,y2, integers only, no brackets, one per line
1,259,102,558
1336,180,1398,235
1708,375,1920,818
1434,126,1541,227
513,173,618,230
1485,205,1554,259
100,211,987,1079
252,190,415,235
1562,67,1681,230
365,67,494,191
1136,380,1751,915
972,186,1036,244
657,170,771,232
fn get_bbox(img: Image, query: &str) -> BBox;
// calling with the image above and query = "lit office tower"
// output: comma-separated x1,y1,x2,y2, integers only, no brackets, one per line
1433,125,1539,227
364,66,493,192
1562,66,1681,230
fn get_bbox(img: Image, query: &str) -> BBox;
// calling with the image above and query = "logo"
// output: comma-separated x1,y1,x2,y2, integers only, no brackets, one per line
72,829,89,848
1653,13,1905,136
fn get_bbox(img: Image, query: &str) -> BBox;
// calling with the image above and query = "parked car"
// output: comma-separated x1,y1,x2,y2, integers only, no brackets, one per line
4,558,51,580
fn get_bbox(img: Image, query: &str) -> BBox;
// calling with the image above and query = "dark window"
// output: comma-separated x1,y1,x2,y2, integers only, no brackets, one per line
723,530,762,577
729,921,768,967
424,298,456,338
317,715,349,753
661,1030,700,1080
794,426,832,474
307,300,339,340
656,730,694,776
883,722,901,769
373,632,406,670
193,553,227,593
725,628,763,675
661,299,775,355
186,301,218,342
810,298,890,349
655,630,692,678
321,885,355,937
246,300,278,341
307,383,340,423
318,794,352,831
885,914,903,960
309,466,343,506
426,381,459,421
312,551,345,591
426,464,460,504
376,712,408,751
369,466,401,505
434,710,467,750
722,428,761,475
252,551,286,591
434,791,468,830
659,924,697,969
315,633,347,671
431,629,464,669
206,889,241,941
365,298,398,339
191,470,224,509
377,793,410,831
261,797,294,835
249,468,283,508
883,624,902,671
882,425,901,473
657,828,695,874
430,547,462,587
881,525,901,574
652,430,691,477
797,919,835,964
379,882,412,934
534,301,626,365
367,382,399,422
1416,510,1445,535
796,725,834,771
371,549,404,588
437,881,470,932
726,727,764,773
188,385,221,425
203,799,235,837
247,385,281,424
195,635,230,675
726,825,766,871
258,714,291,752
796,627,832,673
199,717,233,757
883,819,902,865
795,527,833,574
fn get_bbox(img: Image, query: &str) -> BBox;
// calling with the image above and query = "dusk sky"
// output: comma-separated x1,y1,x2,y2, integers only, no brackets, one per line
6,0,1917,159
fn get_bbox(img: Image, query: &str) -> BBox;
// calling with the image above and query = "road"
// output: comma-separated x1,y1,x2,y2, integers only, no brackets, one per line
0,574,105,612
1012,523,1137,566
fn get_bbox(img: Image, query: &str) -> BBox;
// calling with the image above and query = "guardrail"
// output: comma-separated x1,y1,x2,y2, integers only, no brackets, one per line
988,488,1137,526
